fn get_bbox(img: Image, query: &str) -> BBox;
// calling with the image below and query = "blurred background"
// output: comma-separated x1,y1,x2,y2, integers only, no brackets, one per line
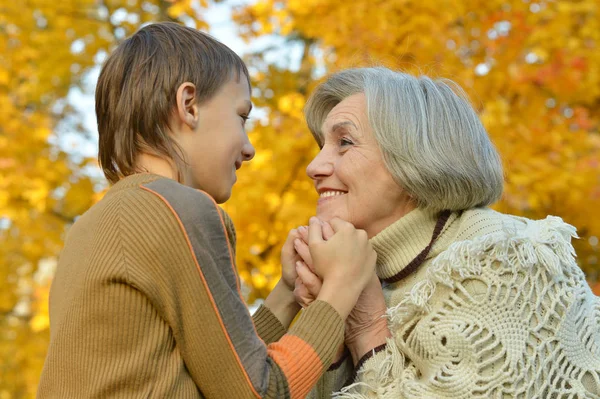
0,0,599,396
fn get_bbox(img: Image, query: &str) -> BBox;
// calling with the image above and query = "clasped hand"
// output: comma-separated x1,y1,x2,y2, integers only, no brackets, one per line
280,217,390,365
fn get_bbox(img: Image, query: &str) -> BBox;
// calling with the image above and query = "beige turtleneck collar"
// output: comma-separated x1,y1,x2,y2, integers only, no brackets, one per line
370,207,460,280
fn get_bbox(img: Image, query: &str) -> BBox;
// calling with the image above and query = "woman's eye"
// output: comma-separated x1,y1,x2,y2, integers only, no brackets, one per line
240,115,250,125
340,137,354,147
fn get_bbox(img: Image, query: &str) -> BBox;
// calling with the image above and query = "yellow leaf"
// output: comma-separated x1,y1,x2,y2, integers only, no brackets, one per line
30,313,50,332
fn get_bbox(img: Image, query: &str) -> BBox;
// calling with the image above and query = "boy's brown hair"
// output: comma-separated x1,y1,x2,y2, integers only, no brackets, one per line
95,22,250,184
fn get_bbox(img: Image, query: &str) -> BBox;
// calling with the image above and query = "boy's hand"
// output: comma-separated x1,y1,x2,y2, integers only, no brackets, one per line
292,221,333,308
307,217,377,319
279,219,332,298
293,221,334,273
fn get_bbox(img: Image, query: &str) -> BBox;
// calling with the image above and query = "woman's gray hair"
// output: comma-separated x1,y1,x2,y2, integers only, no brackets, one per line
304,67,504,212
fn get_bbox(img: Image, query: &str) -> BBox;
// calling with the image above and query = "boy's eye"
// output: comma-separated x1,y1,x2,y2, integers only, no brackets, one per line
240,115,250,124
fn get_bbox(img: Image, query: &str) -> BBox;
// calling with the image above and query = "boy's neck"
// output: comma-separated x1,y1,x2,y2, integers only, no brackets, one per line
136,153,178,181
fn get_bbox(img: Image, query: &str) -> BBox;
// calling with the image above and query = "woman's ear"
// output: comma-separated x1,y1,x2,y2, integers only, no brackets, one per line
176,82,199,129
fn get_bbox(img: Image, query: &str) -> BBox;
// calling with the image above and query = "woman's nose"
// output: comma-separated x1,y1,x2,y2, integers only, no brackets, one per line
306,148,334,180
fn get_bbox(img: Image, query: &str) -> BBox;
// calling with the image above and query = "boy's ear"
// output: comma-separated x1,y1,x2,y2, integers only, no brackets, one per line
176,82,199,129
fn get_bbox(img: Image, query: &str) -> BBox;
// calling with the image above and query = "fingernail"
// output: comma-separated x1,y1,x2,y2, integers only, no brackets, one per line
295,261,303,269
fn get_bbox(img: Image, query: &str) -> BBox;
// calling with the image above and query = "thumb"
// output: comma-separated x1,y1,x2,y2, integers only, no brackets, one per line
308,217,325,245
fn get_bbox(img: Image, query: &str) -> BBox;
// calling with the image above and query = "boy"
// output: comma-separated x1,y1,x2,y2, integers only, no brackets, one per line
38,22,376,398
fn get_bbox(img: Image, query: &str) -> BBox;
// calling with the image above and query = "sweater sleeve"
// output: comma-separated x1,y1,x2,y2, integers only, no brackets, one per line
252,304,287,344
129,181,344,399
217,208,287,345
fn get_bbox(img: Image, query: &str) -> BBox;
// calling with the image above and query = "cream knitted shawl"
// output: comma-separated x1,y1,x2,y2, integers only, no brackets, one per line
335,207,600,399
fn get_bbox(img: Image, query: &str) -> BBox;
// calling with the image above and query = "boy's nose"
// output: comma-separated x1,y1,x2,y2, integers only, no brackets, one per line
242,142,255,161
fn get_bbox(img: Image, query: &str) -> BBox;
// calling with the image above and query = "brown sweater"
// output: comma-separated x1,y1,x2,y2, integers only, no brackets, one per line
37,173,343,398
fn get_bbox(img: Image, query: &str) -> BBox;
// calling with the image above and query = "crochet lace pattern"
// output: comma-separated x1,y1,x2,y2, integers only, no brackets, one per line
336,215,600,398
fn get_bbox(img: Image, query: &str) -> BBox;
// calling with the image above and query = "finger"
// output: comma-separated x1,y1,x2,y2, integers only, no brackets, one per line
298,226,309,243
327,217,352,233
294,278,311,308
282,229,300,252
308,217,325,245
295,285,313,308
322,222,335,241
294,239,313,270
296,261,322,296
294,276,304,294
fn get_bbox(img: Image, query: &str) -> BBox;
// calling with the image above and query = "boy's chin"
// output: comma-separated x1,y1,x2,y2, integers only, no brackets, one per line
213,191,231,204
214,184,234,204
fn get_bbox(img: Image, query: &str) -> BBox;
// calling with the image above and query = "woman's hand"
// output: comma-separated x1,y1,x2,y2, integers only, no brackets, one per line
263,227,306,329
292,222,333,307
293,262,320,308
296,266,390,364
280,228,303,292
344,273,390,365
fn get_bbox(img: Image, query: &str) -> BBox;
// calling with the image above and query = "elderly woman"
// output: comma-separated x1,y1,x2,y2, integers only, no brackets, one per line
289,67,600,398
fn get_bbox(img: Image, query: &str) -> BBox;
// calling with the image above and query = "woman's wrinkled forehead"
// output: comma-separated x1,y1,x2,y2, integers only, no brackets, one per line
321,93,368,138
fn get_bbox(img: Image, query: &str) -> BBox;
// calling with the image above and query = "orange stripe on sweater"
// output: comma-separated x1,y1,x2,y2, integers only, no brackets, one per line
140,186,262,399
267,335,323,399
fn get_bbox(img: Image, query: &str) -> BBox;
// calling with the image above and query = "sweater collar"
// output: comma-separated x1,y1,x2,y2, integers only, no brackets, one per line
371,207,458,280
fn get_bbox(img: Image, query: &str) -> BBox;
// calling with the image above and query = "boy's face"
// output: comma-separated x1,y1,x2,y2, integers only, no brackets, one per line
178,76,255,203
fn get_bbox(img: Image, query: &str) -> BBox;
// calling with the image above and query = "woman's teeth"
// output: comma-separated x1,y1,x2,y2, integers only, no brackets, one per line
320,191,346,198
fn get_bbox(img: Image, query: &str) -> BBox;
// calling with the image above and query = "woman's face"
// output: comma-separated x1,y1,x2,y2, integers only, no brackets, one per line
306,93,415,237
